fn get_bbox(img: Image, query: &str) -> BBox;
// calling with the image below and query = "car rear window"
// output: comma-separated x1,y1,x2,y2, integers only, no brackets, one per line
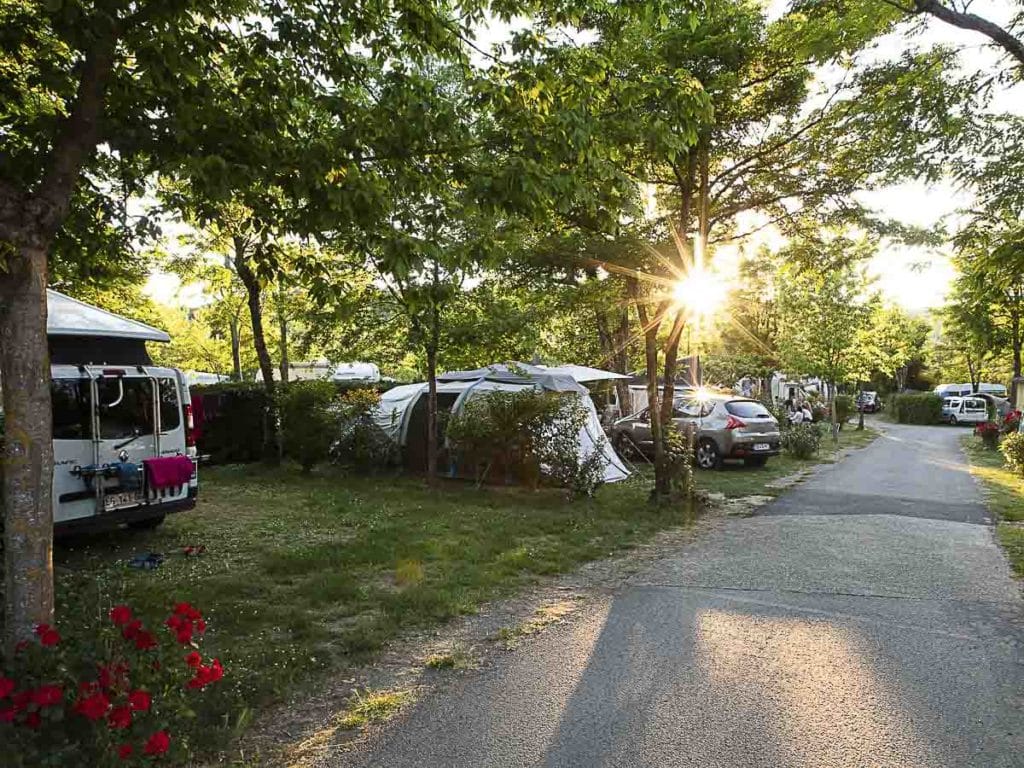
725,400,771,418
97,378,155,440
158,378,181,431
52,379,92,439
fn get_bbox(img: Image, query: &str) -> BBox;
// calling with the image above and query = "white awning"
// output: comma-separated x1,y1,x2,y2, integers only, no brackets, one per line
47,290,170,342
539,364,630,383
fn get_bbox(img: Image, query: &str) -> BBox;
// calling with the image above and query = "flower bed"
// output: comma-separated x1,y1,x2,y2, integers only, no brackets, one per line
1,602,223,766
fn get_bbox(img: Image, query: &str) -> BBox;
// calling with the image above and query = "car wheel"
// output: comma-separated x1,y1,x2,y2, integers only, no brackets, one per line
127,514,165,531
744,456,768,468
950,415,959,426
696,438,722,470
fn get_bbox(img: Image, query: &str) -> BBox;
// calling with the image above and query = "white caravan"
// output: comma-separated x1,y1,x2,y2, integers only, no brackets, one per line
44,291,198,533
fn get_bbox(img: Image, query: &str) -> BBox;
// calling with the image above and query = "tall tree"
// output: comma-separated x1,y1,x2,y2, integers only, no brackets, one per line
776,239,878,441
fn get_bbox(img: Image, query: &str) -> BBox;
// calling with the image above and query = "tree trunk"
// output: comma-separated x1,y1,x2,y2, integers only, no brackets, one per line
0,247,56,649
233,239,277,461
234,240,274,391
278,290,290,384
595,304,634,416
425,261,441,486
830,380,839,444
1012,310,1021,378
229,315,242,380
628,280,670,499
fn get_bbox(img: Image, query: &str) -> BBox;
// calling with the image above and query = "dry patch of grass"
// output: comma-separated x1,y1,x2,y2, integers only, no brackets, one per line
337,688,414,730
492,598,580,650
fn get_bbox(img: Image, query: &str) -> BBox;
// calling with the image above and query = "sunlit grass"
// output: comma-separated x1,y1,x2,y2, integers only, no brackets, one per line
961,435,1024,577
51,464,688,757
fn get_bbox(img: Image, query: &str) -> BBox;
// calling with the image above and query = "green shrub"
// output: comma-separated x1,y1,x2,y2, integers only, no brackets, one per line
781,421,822,459
447,390,606,497
892,393,942,424
280,380,339,472
834,394,854,426
1001,431,1024,476
331,389,397,471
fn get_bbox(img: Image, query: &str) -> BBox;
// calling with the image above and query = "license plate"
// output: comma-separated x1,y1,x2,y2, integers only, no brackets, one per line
104,491,144,511
753,443,770,451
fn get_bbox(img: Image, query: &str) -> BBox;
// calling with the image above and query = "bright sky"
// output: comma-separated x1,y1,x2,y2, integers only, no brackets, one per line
146,1,1022,314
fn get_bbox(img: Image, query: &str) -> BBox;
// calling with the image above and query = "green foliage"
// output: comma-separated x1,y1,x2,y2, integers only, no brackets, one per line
446,390,607,497
781,421,823,459
1000,432,1024,476
892,393,943,424
776,246,877,387
663,425,696,501
834,394,854,426
331,389,397,472
279,380,339,473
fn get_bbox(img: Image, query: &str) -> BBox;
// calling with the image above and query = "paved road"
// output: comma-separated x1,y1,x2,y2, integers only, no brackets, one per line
337,422,1024,768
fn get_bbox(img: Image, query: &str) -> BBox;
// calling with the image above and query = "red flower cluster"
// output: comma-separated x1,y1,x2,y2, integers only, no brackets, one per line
2,603,219,763
187,657,224,690
1003,410,1021,432
165,602,206,645
975,421,1000,436
34,624,61,647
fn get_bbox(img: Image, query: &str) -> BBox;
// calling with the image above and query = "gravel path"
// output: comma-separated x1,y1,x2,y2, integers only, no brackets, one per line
330,422,1024,768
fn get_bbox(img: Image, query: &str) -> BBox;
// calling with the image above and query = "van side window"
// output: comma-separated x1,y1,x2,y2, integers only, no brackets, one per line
51,379,92,439
97,378,154,439
158,378,181,431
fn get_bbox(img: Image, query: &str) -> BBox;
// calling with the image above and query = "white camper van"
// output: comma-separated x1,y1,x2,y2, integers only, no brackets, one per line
42,291,198,533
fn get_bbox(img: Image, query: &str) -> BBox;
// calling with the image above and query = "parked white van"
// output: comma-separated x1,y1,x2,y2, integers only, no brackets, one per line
43,291,198,533
942,396,988,426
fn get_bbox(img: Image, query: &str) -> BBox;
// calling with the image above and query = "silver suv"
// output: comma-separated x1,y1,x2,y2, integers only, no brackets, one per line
609,394,781,469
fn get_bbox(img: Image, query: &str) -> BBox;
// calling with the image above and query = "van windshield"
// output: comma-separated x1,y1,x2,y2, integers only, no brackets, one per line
98,378,155,440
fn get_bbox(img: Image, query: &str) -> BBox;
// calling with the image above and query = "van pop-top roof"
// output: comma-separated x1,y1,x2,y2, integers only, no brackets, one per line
46,290,170,366
47,290,170,342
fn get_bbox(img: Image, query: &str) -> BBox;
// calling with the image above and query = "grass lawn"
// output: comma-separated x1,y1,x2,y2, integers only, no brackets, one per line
960,435,1024,577
692,423,879,499
51,465,690,758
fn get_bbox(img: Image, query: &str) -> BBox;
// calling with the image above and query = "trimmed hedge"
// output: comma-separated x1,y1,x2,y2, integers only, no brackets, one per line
192,382,273,464
892,393,943,424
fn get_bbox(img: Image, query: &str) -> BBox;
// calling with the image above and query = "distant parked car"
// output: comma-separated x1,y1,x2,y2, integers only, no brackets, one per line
856,391,882,413
609,394,781,469
942,396,988,425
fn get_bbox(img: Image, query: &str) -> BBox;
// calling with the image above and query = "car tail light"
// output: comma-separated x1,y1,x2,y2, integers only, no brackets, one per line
184,403,196,447
725,415,746,430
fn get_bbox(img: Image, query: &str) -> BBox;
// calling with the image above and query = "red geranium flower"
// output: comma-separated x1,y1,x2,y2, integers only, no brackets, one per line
108,704,133,729
196,619,206,634
75,691,111,721
35,624,61,647
0,706,15,723
23,711,41,729
98,662,130,691
32,684,63,708
175,626,194,645
109,605,133,627
144,730,171,756
12,690,31,711
122,619,142,641
184,651,202,669
128,690,151,712
0,677,14,698
173,603,201,622
134,630,158,651
187,658,224,690
118,744,133,760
